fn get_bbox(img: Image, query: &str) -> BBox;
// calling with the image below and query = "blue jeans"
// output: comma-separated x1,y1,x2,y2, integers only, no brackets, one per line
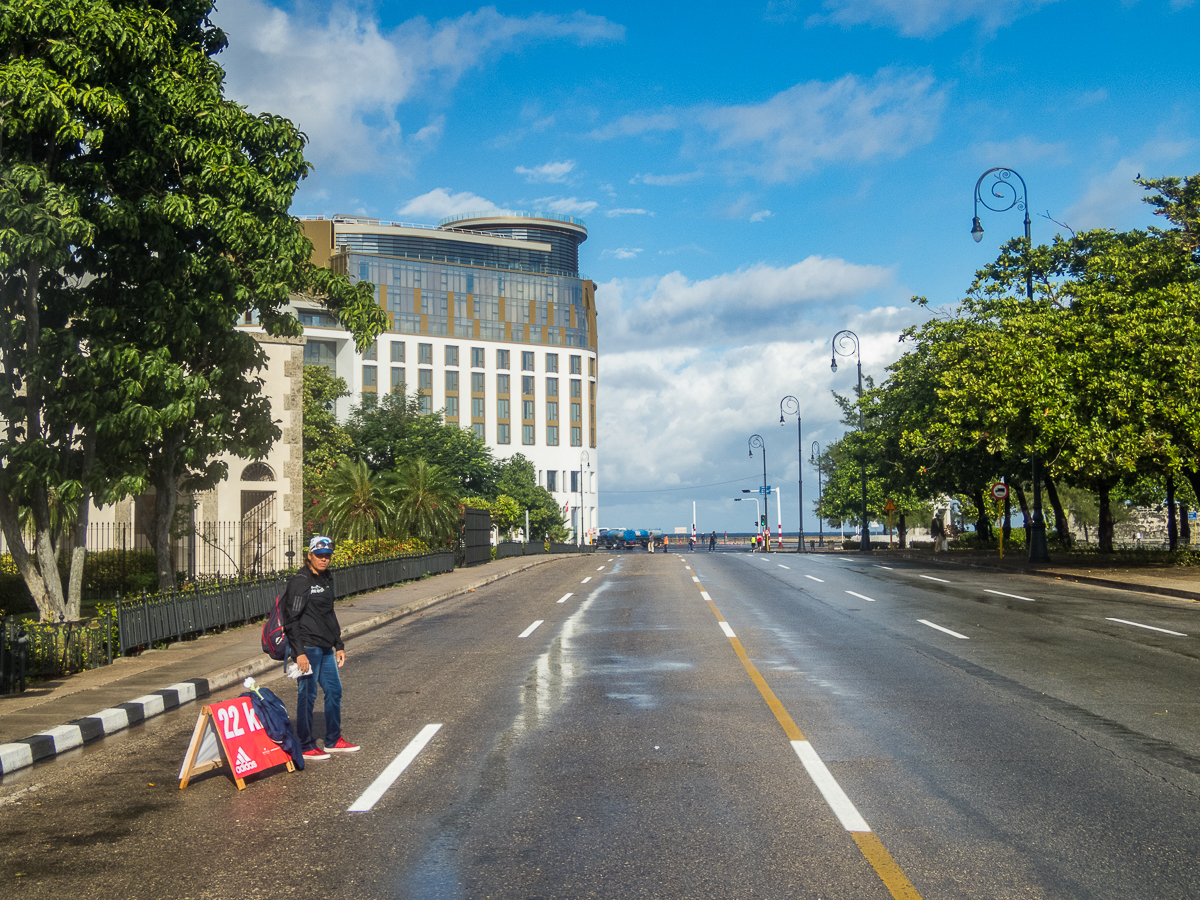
296,646,342,750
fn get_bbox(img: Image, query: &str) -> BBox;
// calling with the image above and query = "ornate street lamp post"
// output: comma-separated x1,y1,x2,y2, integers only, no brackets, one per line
780,396,803,553
810,440,823,548
971,166,1050,563
831,330,870,552
748,434,768,548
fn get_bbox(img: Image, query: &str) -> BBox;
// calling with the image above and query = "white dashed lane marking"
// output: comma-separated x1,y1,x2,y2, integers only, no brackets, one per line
518,620,544,638
581,576,591,584
919,619,969,639
348,724,442,813
718,622,736,638
557,593,573,604
845,591,876,602
984,589,1037,602
778,564,790,569
805,575,824,583
1106,618,1187,637
919,575,950,584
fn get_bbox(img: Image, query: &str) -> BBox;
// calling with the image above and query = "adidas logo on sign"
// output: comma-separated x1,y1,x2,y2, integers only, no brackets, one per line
234,746,258,775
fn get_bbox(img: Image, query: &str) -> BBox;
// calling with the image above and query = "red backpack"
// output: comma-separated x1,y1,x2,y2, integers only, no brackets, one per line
261,593,289,660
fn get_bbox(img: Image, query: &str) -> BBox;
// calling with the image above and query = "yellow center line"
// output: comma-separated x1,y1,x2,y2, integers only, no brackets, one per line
694,577,923,900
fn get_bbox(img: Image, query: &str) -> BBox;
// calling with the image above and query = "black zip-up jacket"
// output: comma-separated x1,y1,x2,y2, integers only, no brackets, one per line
281,567,342,659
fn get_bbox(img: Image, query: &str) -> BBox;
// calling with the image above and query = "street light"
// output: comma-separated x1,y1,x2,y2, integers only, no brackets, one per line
780,396,803,553
578,450,590,546
734,497,760,541
810,440,823,548
748,434,768,549
971,166,1049,563
831,329,870,552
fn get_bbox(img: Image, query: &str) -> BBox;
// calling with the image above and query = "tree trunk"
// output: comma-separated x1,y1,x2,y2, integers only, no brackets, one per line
1098,480,1115,552
1181,503,1191,547
153,470,180,592
1166,473,1178,551
1013,479,1032,548
1042,474,1073,548
972,488,992,544
898,512,907,549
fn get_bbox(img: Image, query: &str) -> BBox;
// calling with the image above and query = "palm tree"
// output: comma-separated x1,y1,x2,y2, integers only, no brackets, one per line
395,458,461,545
312,458,400,542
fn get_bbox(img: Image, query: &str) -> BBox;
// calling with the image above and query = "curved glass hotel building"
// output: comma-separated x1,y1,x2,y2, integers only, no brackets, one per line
292,211,599,540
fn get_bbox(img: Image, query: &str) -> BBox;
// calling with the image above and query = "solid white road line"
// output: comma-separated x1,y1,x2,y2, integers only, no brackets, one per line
557,593,574,604
719,622,736,638
805,575,825,583
985,589,1037,602
791,741,871,832
1106,617,1187,637
700,591,712,601
778,564,790,569
845,591,876,602
348,724,442,813
581,576,592,583
919,619,970,639
518,620,544,638
919,575,950,583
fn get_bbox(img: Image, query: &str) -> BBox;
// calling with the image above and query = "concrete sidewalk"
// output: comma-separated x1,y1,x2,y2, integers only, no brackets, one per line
0,554,579,776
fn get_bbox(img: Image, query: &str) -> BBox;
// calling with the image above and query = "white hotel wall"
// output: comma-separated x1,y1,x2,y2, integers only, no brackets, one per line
278,321,599,542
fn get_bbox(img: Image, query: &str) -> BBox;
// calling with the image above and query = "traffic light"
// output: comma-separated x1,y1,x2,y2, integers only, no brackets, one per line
760,514,767,529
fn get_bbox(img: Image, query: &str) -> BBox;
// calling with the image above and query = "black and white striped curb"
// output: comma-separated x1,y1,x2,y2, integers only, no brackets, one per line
0,679,210,776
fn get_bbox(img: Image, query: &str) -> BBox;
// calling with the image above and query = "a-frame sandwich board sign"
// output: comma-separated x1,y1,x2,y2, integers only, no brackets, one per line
179,695,296,790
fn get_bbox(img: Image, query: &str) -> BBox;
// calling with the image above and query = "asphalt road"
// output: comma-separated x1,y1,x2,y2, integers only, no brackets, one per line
2,550,1199,899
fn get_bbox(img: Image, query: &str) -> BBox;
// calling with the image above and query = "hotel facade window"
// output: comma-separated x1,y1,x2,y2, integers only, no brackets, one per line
292,210,599,541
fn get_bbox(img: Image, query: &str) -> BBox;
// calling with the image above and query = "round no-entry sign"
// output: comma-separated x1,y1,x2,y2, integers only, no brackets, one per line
990,482,1009,501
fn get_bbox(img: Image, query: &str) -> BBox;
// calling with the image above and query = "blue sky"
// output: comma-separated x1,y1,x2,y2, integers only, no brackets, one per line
215,0,1200,534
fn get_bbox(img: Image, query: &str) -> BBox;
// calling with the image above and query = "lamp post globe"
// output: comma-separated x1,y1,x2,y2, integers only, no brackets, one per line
830,329,870,552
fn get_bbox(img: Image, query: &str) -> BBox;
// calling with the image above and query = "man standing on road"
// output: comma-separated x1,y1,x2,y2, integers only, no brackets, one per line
283,536,360,760
709,530,716,551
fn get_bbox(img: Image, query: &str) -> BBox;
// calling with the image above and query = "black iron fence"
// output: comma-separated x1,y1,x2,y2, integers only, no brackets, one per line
495,541,596,558
460,508,493,567
0,550,454,692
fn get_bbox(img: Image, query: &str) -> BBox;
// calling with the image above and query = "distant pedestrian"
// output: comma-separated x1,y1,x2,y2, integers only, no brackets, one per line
283,536,360,760
689,535,695,552
709,530,716,551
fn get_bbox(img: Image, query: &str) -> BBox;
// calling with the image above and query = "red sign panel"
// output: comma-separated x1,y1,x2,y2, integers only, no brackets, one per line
208,696,292,780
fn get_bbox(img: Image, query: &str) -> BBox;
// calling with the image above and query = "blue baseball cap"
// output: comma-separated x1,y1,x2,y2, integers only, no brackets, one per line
309,536,333,555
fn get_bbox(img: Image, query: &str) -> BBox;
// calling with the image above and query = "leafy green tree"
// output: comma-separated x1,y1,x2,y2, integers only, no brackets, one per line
395,458,462,545
312,458,398,543
347,387,496,494
303,365,353,484
488,494,521,539
1,0,387,610
494,454,564,539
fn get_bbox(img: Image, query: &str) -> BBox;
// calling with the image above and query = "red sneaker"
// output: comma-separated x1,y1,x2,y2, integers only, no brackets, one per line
303,747,331,760
326,737,360,753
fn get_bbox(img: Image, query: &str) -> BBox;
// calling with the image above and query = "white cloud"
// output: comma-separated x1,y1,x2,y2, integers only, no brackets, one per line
1078,88,1108,106
596,308,921,528
605,208,653,218
971,136,1070,166
631,171,704,186
214,2,623,172
750,209,773,222
805,0,1063,38
398,188,498,221
699,69,944,182
602,248,644,259
1063,140,1192,231
531,196,600,216
588,113,678,141
599,256,896,351
515,160,576,183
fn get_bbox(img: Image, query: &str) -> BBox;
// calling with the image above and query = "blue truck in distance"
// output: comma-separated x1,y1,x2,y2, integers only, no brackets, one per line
598,528,661,550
